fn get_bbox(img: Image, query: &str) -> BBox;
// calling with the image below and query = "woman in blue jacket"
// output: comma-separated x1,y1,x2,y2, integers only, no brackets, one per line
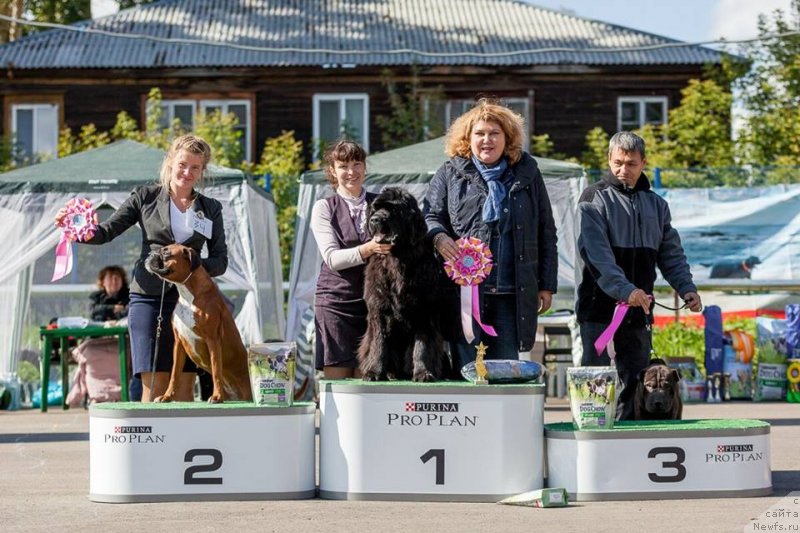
423,99,558,370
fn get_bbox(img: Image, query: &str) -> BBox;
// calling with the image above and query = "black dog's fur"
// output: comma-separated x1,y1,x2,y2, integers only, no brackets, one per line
633,358,683,420
358,187,449,382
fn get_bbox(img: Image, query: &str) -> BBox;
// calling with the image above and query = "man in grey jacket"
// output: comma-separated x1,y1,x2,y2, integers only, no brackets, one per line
577,131,702,420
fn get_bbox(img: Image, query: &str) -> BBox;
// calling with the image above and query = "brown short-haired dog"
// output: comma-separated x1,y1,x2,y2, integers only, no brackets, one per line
633,358,683,420
145,244,252,403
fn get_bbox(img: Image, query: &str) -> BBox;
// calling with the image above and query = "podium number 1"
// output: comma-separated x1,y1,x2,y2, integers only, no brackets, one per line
420,449,445,485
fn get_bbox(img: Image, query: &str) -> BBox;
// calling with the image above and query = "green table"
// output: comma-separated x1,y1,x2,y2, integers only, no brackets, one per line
39,325,129,412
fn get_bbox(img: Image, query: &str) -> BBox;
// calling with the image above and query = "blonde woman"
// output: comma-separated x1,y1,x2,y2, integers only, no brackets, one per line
56,134,228,401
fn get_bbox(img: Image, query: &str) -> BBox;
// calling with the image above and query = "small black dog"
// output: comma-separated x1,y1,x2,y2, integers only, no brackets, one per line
633,358,683,420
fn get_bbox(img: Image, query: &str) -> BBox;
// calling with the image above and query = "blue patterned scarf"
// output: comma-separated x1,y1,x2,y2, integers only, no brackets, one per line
471,155,509,223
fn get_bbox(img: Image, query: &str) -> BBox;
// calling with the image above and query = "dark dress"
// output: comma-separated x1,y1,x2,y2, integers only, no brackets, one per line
314,193,375,370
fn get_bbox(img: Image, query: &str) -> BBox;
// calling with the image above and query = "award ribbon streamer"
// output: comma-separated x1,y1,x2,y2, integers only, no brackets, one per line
52,198,97,282
443,237,497,343
593,296,653,361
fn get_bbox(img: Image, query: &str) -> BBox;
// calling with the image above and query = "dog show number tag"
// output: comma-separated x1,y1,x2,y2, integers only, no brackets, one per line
190,210,212,238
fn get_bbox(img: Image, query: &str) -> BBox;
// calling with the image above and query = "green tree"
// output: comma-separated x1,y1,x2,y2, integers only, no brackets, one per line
253,131,305,280
0,0,24,43
375,67,444,150
25,0,91,29
665,79,734,168
580,127,610,170
194,110,242,168
735,0,800,165
117,0,155,9
58,124,110,157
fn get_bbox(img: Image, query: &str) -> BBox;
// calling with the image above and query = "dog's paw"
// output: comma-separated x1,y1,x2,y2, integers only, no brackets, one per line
362,371,384,382
413,371,437,383
207,394,223,404
153,394,173,403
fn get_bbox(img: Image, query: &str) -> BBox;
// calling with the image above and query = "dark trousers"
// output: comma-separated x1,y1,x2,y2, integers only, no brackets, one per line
580,321,652,421
450,294,519,375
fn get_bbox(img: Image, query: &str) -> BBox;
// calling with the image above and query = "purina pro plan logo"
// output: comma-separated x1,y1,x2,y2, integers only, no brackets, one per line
387,401,478,427
706,443,763,464
104,425,166,445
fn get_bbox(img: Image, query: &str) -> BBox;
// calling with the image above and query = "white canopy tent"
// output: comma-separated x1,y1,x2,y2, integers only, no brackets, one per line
0,140,284,376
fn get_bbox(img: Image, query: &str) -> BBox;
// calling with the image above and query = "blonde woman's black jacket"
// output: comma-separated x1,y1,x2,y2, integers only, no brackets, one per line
85,185,228,296
576,171,696,328
423,152,558,352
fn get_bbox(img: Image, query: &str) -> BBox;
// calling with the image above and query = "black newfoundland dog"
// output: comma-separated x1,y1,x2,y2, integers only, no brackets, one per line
357,187,449,382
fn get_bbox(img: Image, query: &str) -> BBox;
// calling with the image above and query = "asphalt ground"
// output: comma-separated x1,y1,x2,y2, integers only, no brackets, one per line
2,398,799,533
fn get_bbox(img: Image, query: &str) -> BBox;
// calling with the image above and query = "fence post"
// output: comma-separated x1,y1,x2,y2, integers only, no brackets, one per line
654,167,662,188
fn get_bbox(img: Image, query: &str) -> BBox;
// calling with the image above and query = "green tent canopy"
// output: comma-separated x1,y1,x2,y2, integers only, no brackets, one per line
0,140,244,193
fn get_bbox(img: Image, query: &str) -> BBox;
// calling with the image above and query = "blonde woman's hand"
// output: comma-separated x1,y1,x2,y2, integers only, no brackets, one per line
433,233,459,262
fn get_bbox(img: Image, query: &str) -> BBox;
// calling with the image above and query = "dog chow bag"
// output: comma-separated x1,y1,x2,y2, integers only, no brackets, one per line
567,366,618,430
248,342,296,406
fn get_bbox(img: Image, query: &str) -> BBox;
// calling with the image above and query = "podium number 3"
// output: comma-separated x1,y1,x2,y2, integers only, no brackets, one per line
420,449,445,485
184,448,223,485
648,446,686,483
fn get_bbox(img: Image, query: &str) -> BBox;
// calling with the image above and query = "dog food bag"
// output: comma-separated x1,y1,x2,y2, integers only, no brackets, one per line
566,366,618,430
247,342,296,406
754,317,789,401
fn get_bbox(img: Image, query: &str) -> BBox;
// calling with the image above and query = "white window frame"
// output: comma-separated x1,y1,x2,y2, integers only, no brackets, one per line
312,93,370,152
426,97,532,150
10,103,59,160
617,96,668,131
199,99,252,161
157,99,197,130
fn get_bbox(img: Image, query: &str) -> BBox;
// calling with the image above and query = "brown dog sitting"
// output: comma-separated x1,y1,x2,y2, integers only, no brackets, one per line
633,358,683,420
145,244,252,403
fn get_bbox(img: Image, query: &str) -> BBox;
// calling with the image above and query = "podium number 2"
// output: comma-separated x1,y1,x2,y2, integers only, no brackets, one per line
420,449,445,485
647,446,686,483
184,448,223,485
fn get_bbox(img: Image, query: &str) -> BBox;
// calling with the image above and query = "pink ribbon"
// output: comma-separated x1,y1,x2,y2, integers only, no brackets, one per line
593,302,629,362
52,198,97,282
444,237,497,343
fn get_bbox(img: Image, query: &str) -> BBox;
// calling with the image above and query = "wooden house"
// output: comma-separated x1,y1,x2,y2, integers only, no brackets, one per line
0,0,724,163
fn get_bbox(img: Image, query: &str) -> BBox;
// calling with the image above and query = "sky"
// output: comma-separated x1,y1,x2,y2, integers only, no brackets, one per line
91,0,795,44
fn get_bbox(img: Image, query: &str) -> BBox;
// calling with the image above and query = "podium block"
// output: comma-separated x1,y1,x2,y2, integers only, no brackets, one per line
89,402,316,502
546,419,772,501
319,381,545,501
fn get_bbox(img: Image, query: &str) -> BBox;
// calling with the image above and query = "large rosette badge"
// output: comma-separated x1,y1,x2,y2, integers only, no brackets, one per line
52,198,97,282
443,236,497,343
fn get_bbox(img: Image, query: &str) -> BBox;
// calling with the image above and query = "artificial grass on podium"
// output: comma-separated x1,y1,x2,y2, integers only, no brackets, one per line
92,401,315,411
321,379,544,388
545,419,770,432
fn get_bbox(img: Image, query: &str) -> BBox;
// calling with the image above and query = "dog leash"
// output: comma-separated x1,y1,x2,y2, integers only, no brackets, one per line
594,296,695,358
148,279,167,399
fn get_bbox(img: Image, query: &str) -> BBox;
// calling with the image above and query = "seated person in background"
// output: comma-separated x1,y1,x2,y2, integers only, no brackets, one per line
90,265,130,322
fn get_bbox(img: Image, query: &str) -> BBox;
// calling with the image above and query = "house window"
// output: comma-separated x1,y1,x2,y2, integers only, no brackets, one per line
312,94,369,152
153,98,253,161
618,97,668,131
157,100,197,131
11,103,59,160
425,97,531,149
200,100,252,161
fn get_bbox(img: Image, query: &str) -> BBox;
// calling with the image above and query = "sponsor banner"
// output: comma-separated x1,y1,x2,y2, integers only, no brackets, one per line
320,389,545,496
548,434,771,495
90,413,315,497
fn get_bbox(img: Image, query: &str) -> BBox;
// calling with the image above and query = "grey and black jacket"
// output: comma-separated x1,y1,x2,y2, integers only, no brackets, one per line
423,152,558,352
577,171,696,328
86,185,228,296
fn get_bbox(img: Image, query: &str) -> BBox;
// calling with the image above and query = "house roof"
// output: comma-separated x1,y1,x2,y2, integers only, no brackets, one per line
0,0,723,70
0,140,244,193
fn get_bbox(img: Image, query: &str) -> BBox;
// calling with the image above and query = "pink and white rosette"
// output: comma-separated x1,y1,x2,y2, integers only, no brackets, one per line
443,236,497,343
52,198,97,282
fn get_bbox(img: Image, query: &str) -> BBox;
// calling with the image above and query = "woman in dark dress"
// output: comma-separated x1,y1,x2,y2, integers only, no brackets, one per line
310,140,393,379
